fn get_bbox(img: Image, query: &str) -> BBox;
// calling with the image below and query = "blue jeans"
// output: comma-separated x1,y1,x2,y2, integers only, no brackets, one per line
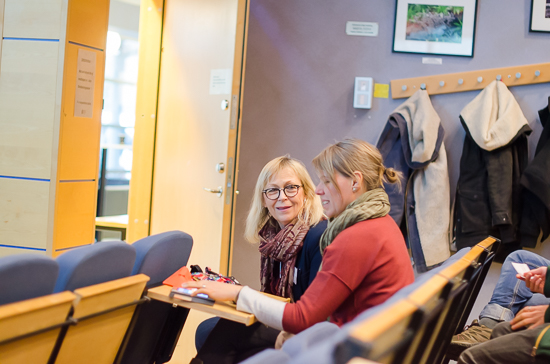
479,250,550,322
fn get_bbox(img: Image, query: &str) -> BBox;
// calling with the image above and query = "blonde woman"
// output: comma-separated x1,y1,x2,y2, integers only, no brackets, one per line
194,156,327,357
188,139,414,364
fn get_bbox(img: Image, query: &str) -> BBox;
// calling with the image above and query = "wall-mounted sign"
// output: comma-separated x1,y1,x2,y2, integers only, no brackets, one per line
346,21,379,37
210,69,232,95
74,49,96,118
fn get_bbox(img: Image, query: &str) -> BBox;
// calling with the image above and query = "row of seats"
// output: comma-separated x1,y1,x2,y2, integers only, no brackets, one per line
0,230,194,364
242,236,500,364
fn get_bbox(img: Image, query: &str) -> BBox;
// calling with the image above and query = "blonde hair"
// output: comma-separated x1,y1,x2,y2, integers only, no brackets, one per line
312,138,401,193
245,156,324,243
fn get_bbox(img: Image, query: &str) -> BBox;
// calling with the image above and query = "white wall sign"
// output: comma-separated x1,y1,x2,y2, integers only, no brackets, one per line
422,57,443,65
346,21,379,37
209,69,232,95
74,49,96,118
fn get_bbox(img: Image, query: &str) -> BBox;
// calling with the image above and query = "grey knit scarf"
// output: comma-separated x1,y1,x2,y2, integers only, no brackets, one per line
319,187,391,254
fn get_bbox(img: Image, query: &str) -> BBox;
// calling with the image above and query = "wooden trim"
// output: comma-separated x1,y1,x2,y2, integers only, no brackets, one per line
147,284,257,326
222,0,250,276
46,0,69,256
475,236,497,250
391,62,550,99
348,300,417,342
126,0,165,243
407,275,449,306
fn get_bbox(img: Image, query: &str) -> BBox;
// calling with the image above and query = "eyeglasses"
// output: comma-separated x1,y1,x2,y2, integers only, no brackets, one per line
262,185,302,200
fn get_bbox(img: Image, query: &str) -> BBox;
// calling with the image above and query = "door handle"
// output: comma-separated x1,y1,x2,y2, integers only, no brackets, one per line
204,186,223,197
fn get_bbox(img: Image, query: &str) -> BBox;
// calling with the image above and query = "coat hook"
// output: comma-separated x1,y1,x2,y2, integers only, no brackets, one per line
477,76,483,83
402,85,407,91
535,70,541,77
516,72,521,79
496,75,502,81
420,83,426,90
439,81,445,87
458,78,464,85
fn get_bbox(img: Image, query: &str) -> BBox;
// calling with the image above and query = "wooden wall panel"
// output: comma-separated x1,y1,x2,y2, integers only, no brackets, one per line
0,40,59,179
66,0,109,50
57,43,103,181
52,181,97,255
127,0,164,243
0,179,49,252
3,0,63,39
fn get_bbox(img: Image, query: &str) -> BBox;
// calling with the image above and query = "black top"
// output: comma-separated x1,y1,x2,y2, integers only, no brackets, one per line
271,220,327,301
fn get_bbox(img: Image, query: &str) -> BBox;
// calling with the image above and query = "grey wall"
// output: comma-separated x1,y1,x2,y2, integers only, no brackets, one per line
231,0,550,288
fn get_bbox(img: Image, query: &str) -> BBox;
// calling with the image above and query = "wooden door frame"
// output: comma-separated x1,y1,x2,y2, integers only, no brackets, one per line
127,0,249,275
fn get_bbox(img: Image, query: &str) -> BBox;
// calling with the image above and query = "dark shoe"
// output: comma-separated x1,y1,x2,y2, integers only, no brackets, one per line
447,320,492,359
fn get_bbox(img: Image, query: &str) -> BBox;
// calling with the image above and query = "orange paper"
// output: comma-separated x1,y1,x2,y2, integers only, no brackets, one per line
163,266,193,287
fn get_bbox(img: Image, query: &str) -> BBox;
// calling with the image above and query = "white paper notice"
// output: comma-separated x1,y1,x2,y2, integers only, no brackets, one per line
346,22,379,37
209,69,231,95
74,49,96,118
511,262,530,278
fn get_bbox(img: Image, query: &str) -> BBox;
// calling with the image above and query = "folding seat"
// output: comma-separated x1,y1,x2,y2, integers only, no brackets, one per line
0,253,59,306
54,241,136,293
116,231,193,364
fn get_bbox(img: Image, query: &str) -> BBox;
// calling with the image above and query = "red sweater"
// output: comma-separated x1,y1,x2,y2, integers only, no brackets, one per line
282,214,414,333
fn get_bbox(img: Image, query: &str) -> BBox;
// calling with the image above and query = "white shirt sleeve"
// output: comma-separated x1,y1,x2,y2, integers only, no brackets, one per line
236,286,286,331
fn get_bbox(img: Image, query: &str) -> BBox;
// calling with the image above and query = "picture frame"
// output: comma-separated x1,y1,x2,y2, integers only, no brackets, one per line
392,0,478,57
530,0,550,33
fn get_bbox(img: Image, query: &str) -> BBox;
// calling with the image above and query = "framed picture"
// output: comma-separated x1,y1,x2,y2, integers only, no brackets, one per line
393,0,478,57
530,0,550,32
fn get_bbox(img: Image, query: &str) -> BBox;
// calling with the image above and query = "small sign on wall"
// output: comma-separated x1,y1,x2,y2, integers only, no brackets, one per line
74,49,96,118
354,77,373,109
210,69,232,95
346,21,379,37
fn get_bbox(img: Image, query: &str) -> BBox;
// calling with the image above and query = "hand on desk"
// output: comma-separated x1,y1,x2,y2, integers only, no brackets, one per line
182,280,243,302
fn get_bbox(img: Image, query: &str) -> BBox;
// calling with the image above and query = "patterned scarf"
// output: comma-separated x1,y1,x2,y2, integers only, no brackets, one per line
259,217,310,301
319,188,390,255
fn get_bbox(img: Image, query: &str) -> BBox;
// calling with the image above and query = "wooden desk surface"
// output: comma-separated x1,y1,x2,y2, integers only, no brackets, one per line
147,285,257,326
95,215,128,229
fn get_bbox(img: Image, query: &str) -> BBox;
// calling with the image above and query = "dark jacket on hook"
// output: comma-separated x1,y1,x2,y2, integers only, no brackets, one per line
378,90,450,272
520,98,550,247
454,81,531,250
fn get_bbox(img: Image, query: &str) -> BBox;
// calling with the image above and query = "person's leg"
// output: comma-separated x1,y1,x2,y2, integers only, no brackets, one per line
195,317,221,351
193,319,279,364
479,250,550,326
449,251,550,357
457,322,549,364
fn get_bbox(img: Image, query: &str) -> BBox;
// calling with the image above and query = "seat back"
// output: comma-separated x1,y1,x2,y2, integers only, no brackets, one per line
54,241,136,292
0,254,59,306
131,230,193,287
54,274,149,364
116,231,194,364
421,237,499,364
335,300,423,364
0,291,75,364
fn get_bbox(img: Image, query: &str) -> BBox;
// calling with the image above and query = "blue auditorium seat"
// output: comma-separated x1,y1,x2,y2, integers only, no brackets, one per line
0,253,59,306
54,241,136,293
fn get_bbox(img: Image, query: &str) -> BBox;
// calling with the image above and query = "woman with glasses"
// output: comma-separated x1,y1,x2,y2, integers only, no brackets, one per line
194,156,327,358
188,139,414,364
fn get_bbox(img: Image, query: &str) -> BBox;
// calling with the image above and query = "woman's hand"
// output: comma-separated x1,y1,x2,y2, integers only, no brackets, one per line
521,267,547,294
510,305,548,330
182,280,243,302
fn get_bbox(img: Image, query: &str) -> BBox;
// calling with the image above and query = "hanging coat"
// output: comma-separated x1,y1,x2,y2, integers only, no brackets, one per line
454,80,531,250
378,90,451,272
520,97,550,247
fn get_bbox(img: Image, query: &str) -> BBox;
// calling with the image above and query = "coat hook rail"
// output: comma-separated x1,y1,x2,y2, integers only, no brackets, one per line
391,62,550,99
